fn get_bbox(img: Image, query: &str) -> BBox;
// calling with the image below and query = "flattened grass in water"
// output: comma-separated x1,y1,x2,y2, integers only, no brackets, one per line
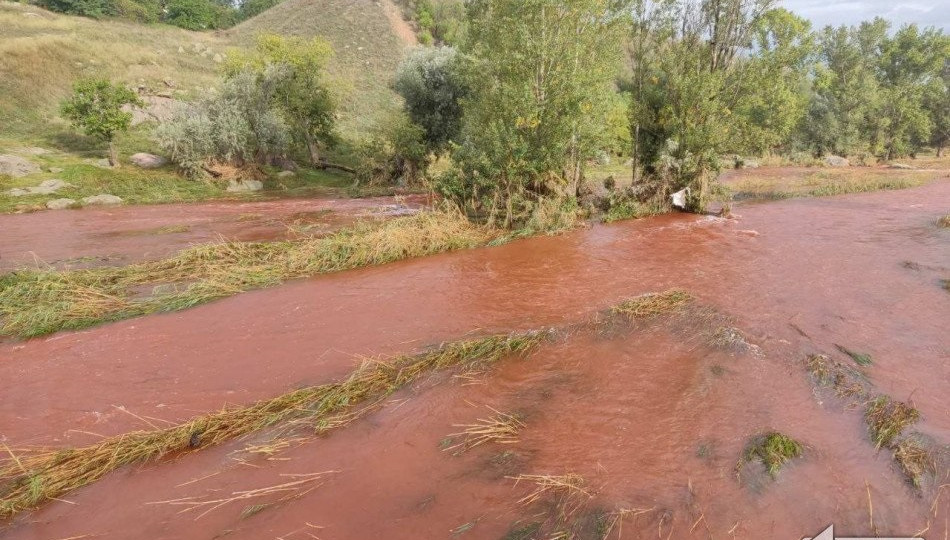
0,212,497,338
865,395,920,449
606,289,692,320
0,331,546,518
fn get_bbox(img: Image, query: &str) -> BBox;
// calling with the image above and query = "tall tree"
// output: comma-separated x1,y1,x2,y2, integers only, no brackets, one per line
445,0,630,226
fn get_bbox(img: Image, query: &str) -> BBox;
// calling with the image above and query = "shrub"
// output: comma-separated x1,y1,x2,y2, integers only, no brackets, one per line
394,46,467,155
60,78,142,167
164,0,217,30
157,66,291,178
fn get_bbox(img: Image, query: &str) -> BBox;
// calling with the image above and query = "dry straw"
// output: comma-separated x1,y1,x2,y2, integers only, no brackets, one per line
0,331,546,518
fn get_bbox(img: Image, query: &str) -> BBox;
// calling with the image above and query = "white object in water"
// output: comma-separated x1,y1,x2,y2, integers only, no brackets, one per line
671,187,691,209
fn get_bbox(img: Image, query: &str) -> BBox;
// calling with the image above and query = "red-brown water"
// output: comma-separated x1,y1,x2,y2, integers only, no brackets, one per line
0,195,425,271
1,181,948,539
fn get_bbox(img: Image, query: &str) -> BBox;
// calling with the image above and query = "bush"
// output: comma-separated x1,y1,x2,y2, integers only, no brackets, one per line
354,113,427,186
39,0,116,17
164,0,216,29
157,66,292,178
394,46,467,155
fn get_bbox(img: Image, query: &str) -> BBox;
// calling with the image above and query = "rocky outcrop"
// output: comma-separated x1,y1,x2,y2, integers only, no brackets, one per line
0,154,41,177
82,194,123,205
46,198,77,210
130,153,168,169
6,179,72,196
825,155,850,167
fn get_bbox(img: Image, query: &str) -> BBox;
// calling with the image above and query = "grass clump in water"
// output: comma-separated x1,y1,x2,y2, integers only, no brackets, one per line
804,354,869,399
893,437,936,489
0,331,547,518
0,212,497,339
835,344,873,366
607,289,692,320
935,214,950,228
865,395,920,449
739,432,804,478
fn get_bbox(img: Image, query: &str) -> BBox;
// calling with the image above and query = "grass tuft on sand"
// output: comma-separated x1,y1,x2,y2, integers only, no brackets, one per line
0,211,498,338
865,396,920,449
835,344,873,366
739,432,804,478
0,331,547,518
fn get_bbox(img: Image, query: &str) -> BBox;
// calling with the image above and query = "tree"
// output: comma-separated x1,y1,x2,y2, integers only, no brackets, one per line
39,0,116,18
629,0,778,211
60,78,142,167
226,34,337,166
156,66,291,177
444,0,630,227
924,58,950,156
394,46,467,155
164,0,217,30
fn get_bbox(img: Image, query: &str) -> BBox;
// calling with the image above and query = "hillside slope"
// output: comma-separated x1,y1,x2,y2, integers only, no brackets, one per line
229,0,416,136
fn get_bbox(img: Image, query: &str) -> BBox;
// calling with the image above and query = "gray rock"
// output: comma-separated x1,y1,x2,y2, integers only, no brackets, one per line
742,159,760,169
0,154,41,177
130,152,168,169
82,194,123,205
276,170,295,178
49,167,64,173
14,146,50,156
46,198,77,210
226,179,264,192
889,163,914,169
213,53,223,63
5,179,72,196
825,155,850,167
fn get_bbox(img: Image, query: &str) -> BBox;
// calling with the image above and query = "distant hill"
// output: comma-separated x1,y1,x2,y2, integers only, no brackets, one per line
0,0,417,145
228,0,417,136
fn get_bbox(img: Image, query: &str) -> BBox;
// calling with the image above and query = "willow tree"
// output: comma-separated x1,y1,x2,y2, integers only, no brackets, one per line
629,0,777,212
443,0,630,227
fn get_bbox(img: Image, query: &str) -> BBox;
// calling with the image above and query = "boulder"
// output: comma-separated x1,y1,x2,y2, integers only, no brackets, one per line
46,198,77,210
825,155,850,167
5,179,72,196
889,163,914,170
742,159,760,169
82,194,123,205
130,152,168,169
226,179,264,192
49,167,64,173
276,170,295,178
0,154,41,177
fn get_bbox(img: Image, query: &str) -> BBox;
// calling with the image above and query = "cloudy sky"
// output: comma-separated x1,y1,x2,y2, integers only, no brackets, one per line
781,0,950,31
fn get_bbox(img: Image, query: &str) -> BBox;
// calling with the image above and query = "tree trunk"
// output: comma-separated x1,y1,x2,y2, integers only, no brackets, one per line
305,135,321,166
938,146,944,158
108,140,119,168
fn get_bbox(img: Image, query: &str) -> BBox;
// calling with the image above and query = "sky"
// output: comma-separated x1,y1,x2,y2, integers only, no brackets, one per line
781,0,950,31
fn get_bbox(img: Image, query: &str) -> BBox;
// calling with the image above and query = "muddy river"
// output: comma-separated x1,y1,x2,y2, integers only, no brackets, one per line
0,182,948,539
0,195,425,271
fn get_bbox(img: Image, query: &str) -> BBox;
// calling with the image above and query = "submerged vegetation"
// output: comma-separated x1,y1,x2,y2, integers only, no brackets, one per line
0,331,547,518
739,432,805,478
835,344,873,366
606,289,692,320
0,212,496,338
865,395,920,449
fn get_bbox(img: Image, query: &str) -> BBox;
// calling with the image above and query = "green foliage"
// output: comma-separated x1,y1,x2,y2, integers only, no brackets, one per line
742,432,804,478
60,78,141,142
36,0,275,29
156,66,292,177
226,34,337,165
354,112,428,186
407,0,465,45
394,46,467,155
38,0,116,17
164,0,217,29
444,0,629,227
629,0,779,212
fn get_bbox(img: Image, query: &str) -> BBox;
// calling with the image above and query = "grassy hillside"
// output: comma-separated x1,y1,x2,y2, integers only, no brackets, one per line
0,1,222,142
227,0,413,137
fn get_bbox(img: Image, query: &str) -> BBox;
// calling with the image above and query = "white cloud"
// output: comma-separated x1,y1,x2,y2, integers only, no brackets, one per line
781,0,950,30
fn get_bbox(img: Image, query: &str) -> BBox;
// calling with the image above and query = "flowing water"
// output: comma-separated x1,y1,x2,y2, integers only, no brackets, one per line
0,181,948,539
0,195,425,271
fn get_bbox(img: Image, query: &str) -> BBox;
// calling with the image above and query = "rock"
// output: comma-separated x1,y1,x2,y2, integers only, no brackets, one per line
178,46,185,54
825,155,850,167
14,146,50,156
130,152,168,169
46,198,76,210
126,95,179,126
90,158,112,168
226,179,264,193
213,53,223,63
82,194,123,205
276,170,295,178
163,79,176,88
49,167,64,173
32,179,72,194
0,154,41,177
5,179,71,196
742,159,760,169
889,163,914,169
